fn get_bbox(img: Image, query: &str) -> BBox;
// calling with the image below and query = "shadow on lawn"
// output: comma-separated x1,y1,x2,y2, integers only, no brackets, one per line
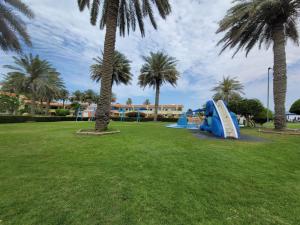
191,130,268,142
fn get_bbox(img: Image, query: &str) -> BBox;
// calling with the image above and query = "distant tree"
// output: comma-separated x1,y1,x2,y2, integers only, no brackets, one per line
217,0,300,130
111,92,117,103
71,102,81,116
37,73,65,115
138,52,179,121
144,99,151,105
212,76,244,103
0,0,34,53
253,108,274,125
0,94,20,114
91,51,132,87
59,89,69,108
3,54,60,115
126,98,132,105
290,99,300,115
83,89,98,104
77,0,172,131
229,98,264,118
228,98,266,126
71,90,84,102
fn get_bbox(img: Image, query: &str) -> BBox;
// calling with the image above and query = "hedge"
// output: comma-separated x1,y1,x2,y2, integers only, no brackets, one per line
0,115,178,123
110,117,178,122
0,116,77,123
125,111,146,118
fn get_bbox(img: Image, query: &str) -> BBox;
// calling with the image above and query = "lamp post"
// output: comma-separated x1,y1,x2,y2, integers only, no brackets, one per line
267,67,273,123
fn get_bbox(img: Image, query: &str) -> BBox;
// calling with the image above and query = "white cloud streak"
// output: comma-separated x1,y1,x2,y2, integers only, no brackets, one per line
0,0,299,110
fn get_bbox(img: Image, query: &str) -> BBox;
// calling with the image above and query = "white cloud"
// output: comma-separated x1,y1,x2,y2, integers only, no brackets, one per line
0,0,299,110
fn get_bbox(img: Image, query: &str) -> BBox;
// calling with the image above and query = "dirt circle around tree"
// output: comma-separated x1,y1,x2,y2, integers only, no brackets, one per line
76,129,120,136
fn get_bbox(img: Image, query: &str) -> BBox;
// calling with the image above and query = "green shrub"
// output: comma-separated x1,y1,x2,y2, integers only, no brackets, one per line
253,108,274,125
110,116,178,123
290,99,300,115
55,109,70,116
0,94,20,114
0,115,178,124
0,116,77,123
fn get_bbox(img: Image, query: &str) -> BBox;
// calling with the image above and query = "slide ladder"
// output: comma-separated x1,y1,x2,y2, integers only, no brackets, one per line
215,100,238,139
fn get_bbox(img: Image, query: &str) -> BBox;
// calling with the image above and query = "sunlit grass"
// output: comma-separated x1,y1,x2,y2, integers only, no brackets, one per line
0,121,299,225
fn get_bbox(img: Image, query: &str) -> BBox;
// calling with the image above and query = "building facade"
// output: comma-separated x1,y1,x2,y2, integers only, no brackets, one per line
81,104,184,118
111,104,184,118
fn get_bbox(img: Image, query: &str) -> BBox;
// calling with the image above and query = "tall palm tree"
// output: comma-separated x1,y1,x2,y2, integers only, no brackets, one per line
90,50,132,86
78,0,172,131
138,52,179,121
0,0,34,53
211,76,244,103
3,54,59,114
216,0,300,130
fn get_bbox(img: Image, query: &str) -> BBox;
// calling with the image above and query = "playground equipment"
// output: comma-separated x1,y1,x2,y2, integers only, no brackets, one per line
76,109,82,121
167,113,202,129
119,108,126,121
200,100,240,139
76,104,96,121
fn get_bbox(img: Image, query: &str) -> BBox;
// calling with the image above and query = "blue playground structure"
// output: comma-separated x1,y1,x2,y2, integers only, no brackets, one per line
119,108,142,122
200,100,240,139
167,100,240,139
167,113,201,130
119,108,126,121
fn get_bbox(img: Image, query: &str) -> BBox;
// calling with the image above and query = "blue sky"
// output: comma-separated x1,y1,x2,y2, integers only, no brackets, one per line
1,0,299,111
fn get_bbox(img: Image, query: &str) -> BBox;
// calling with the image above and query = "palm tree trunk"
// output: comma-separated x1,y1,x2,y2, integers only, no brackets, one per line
30,84,36,115
154,83,160,122
94,0,119,132
272,23,287,130
45,99,50,116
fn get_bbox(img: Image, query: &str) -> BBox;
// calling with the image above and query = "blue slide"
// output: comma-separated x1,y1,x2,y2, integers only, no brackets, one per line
200,100,240,139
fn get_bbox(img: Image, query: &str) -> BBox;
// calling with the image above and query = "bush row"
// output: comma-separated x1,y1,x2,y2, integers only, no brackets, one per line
0,115,178,123
0,115,77,123
110,116,177,122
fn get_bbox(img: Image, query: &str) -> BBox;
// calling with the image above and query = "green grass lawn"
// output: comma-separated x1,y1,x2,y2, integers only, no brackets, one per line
0,122,300,225
263,122,300,129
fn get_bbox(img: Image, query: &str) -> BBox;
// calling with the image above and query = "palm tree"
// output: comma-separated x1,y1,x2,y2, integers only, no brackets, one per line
71,90,84,102
126,98,132,105
211,76,244,103
37,73,65,115
3,54,59,115
0,0,34,53
83,89,98,104
138,52,179,121
144,99,151,105
77,0,172,131
111,92,117,103
59,89,69,109
91,51,132,86
216,0,300,130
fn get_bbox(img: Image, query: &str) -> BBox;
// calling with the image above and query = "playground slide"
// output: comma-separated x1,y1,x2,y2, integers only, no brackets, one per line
200,100,240,139
214,100,239,139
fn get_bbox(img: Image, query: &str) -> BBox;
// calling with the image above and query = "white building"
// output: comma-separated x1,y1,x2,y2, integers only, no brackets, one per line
286,112,300,122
